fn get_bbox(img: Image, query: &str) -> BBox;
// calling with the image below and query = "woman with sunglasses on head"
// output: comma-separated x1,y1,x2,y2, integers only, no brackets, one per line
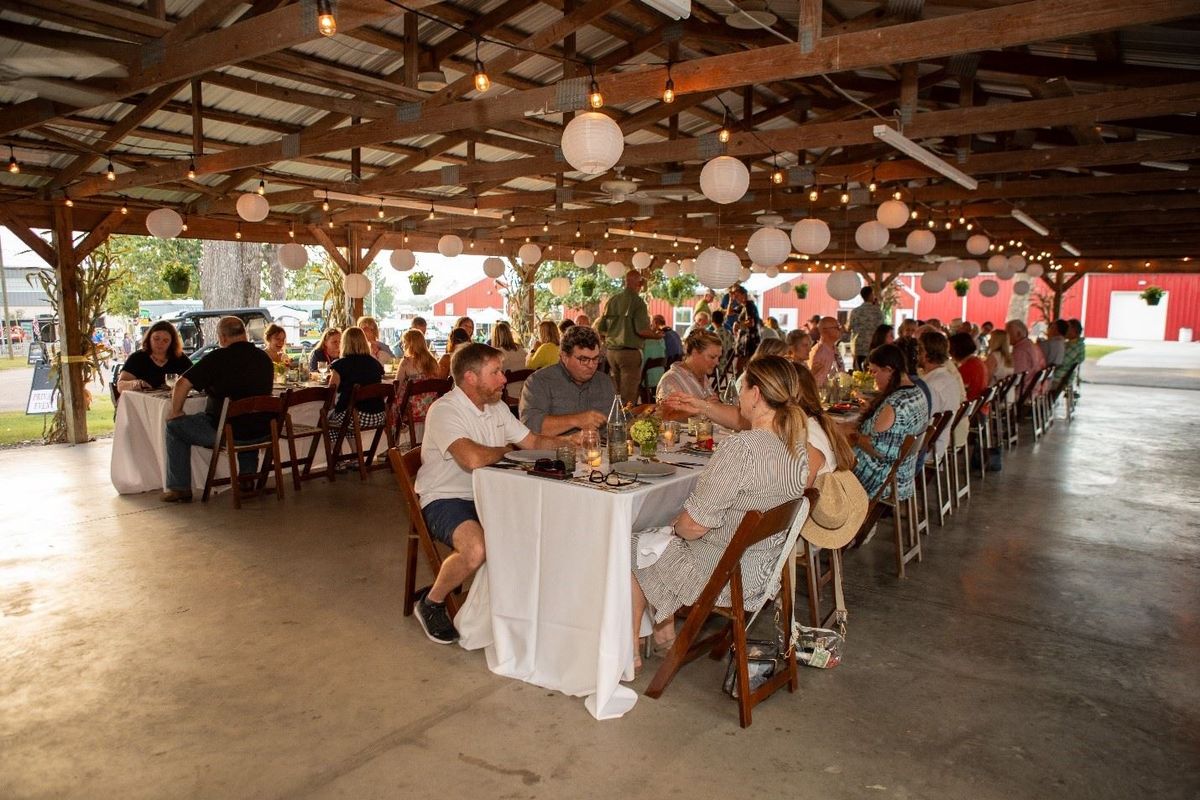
630,356,810,672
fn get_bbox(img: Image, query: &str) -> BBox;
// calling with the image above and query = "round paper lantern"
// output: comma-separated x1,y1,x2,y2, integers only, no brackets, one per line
791,218,831,255
631,251,652,271
960,259,981,279
978,278,999,297
1012,279,1031,296
390,249,415,271
573,249,595,269
987,254,1008,272
604,260,626,279
738,267,752,282
920,271,948,293
277,242,308,270
662,261,680,278
966,234,990,256
1026,263,1044,278
694,247,741,290
699,156,750,205
876,199,909,230
765,265,779,278
750,262,765,273
746,226,791,268
906,229,936,256
1007,255,1026,271
483,256,506,278
679,258,696,275
826,270,862,302
145,207,183,239
518,243,542,266
560,111,624,175
855,220,889,253
343,272,371,299
235,192,269,222
938,259,963,280
437,234,463,258
995,267,1014,282
549,276,571,297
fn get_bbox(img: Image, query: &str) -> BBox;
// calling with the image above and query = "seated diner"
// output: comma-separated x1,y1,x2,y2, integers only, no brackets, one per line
116,320,194,394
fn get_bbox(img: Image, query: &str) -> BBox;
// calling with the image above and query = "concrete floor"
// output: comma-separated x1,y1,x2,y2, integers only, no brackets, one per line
1,383,1198,800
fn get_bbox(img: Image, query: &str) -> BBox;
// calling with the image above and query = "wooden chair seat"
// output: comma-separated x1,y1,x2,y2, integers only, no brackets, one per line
330,381,396,479
201,394,286,509
279,385,334,490
387,446,460,619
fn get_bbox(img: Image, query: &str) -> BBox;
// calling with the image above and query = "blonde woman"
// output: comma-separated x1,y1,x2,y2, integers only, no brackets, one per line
356,315,394,365
986,328,1014,384
490,321,526,373
329,327,385,427
397,328,441,427
525,320,561,370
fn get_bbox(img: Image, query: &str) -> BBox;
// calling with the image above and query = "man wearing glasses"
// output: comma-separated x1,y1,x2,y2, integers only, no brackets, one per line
519,325,616,435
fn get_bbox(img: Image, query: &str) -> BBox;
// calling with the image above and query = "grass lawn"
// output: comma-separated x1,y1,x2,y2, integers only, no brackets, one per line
0,356,31,371
0,395,115,447
1086,344,1131,361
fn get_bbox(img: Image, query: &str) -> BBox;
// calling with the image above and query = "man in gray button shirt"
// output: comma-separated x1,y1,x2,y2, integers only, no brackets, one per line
520,325,616,435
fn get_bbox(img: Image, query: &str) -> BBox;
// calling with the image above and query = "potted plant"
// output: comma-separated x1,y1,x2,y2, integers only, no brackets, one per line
408,270,433,295
1140,285,1165,306
577,275,596,298
953,278,970,297
793,282,809,299
160,261,191,295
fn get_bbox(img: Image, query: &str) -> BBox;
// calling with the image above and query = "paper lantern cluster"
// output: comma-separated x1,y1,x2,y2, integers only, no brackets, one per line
277,242,308,270
145,207,183,239
390,249,416,271
343,272,371,299
694,247,741,289
699,156,749,205
978,278,999,297
560,112,624,175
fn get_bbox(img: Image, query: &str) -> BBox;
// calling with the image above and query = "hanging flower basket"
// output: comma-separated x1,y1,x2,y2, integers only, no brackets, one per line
408,271,433,295
793,282,809,299
953,279,970,297
160,262,191,295
1140,286,1164,306
578,276,597,298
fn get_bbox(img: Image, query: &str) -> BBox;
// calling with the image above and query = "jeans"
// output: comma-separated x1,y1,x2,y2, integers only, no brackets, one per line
164,413,260,492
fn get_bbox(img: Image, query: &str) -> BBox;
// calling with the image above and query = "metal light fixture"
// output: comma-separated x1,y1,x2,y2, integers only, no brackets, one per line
187,155,196,180
472,40,490,94
106,158,116,181
873,124,978,191
7,146,18,174
662,63,675,104
1011,208,1049,236
588,65,603,109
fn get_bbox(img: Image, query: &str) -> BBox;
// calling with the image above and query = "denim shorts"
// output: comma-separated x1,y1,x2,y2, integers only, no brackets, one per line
421,498,479,547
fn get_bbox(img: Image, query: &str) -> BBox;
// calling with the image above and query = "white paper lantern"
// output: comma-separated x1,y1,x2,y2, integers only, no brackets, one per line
749,262,765,273
987,254,1008,272
791,218,831,255
906,229,936,256
765,265,779,278
738,267,752,282
920,271,948,293
995,267,1014,282
145,207,183,239
235,192,269,222
390,249,416,271
437,234,463,258
549,276,571,297
960,259,981,279
483,256,506,278
662,261,680,278
966,234,990,256
631,251,653,271
1026,263,1045,278
876,199,909,230
695,247,741,289
343,272,371,299
680,258,696,275
277,242,308,270
518,243,542,266
699,156,750,205
1012,279,1031,296
604,260,626,279
573,249,595,269
938,259,963,280
978,278,1000,297
826,270,863,302
746,226,791,268
1007,255,1026,271
560,111,624,175
855,220,889,253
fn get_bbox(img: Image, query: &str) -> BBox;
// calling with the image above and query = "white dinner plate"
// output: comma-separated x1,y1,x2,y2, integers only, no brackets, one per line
503,449,558,464
614,461,677,478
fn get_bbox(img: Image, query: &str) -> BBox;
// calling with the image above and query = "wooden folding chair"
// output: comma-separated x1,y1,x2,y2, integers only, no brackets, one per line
396,377,453,449
916,410,953,533
279,386,334,490
949,398,979,507
645,497,807,728
201,394,286,509
387,446,460,619
997,373,1022,450
502,368,534,415
968,386,998,482
330,382,396,479
639,357,666,404
850,434,921,577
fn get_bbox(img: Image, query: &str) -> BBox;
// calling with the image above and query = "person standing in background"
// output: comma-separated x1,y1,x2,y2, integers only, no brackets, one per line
848,285,884,370
595,270,662,405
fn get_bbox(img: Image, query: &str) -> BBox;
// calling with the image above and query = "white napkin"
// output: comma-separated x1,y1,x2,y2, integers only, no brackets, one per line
634,526,675,569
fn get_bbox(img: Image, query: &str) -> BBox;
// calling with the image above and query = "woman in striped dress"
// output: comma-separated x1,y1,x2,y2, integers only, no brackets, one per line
631,356,810,666
655,329,722,407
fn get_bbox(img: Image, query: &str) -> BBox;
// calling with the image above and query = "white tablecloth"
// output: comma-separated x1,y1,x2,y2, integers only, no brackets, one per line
456,463,701,720
109,390,328,494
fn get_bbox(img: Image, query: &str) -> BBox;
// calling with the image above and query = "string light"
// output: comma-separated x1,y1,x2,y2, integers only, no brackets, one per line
673,238,678,248
187,155,196,180
366,221,372,231
588,65,603,109
717,108,731,144
7,146,18,174
469,239,475,249
509,211,516,223
321,191,330,212
472,40,490,94
120,198,128,215
328,218,334,228
662,63,675,104
499,235,504,244
808,189,819,202
910,209,918,220
473,198,479,216
868,180,877,193
840,185,850,204
575,224,581,238
106,157,116,181
377,200,385,219
428,204,435,220
603,230,610,239
288,222,295,238
316,0,336,36
181,214,188,233
257,176,266,195
966,222,974,231
404,233,409,243
235,224,242,240
64,195,73,208
771,156,784,185
542,219,549,232
927,219,935,229
944,221,952,230
957,215,966,225
893,191,902,201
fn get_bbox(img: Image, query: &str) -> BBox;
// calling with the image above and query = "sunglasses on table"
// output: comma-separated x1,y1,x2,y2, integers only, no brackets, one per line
532,458,567,475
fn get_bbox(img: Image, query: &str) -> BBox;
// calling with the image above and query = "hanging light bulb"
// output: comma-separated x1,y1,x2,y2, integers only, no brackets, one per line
525,236,531,243
235,224,242,240
473,199,479,216
603,230,610,239
509,211,516,223
840,186,850,204
868,180,877,193
499,235,505,244
808,189,819,202
403,233,409,243
288,223,295,238
106,158,116,181
181,214,188,232
588,65,603,109
662,63,675,104
542,219,549,232
321,191,330,212
911,209,918,220
966,222,974,231
7,146,19,174
316,0,336,36
328,218,334,228
771,156,784,185
187,155,196,180
64,195,74,208
717,108,731,144
257,176,266,195
366,222,372,231
958,215,966,225
575,224,581,238
472,40,490,94
428,204,435,220
944,221,952,230
377,200,385,219
469,239,475,249
120,198,128,215
893,190,902,201
673,238,679,248
927,219,935,229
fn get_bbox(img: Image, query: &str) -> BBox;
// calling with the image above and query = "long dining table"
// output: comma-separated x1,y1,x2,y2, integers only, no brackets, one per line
455,451,707,720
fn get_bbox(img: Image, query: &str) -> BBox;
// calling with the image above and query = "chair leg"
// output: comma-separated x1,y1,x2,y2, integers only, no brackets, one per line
271,423,285,501
403,530,420,617
201,437,222,503
802,541,821,627
285,417,303,492
226,428,242,510
352,414,368,480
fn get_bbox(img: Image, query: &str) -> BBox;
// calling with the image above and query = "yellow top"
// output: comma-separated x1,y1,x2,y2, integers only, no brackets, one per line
526,343,560,370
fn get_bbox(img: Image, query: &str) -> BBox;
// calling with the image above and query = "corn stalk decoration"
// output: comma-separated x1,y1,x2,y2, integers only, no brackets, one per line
317,258,349,328
27,241,120,443
500,256,539,346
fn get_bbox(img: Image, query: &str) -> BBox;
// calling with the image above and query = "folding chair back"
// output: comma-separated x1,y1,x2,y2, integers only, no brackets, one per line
396,377,453,449
280,386,334,490
201,394,285,509
639,357,667,404
645,497,806,728
387,447,460,619
502,369,534,414
916,410,953,532
331,381,397,479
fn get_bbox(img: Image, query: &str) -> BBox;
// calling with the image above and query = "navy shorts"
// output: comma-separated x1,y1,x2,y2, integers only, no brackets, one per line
421,498,479,547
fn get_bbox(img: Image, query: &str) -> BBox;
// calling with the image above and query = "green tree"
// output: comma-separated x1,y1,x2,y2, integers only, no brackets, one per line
106,235,202,316
365,262,395,317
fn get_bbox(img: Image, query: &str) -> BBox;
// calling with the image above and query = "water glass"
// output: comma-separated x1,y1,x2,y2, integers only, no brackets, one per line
661,420,679,447
556,444,577,475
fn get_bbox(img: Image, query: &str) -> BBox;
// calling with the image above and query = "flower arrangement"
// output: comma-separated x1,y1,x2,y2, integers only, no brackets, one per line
629,417,660,457
160,261,191,294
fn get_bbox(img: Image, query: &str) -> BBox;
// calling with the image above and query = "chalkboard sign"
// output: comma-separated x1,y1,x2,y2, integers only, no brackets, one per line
26,363,58,415
26,341,45,365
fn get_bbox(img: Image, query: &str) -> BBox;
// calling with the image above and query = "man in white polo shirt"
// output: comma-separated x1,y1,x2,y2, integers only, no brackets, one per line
412,342,570,644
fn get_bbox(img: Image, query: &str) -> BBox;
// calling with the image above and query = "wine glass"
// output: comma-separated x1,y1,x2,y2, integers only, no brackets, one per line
164,373,178,389
316,361,330,382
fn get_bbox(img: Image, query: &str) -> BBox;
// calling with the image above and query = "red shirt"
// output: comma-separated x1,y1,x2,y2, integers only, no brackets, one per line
958,356,988,401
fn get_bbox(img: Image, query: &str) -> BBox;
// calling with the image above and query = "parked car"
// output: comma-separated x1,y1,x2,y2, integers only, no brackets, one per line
158,307,272,361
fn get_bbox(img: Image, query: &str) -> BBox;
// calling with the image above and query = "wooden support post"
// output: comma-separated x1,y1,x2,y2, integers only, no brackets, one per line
52,204,88,444
799,0,821,54
899,62,918,127
403,12,419,89
351,117,362,180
